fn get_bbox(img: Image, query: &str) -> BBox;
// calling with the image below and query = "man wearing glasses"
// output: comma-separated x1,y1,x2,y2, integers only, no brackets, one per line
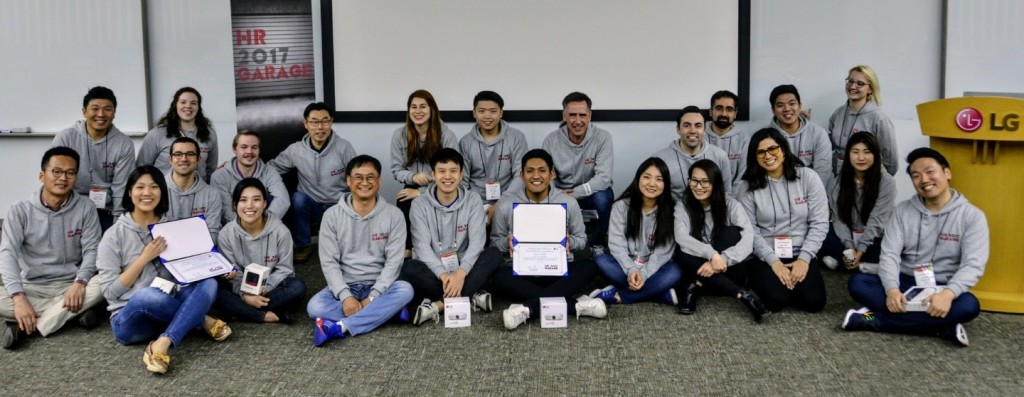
1,147,105,349
269,102,357,263
653,106,733,200
166,137,223,241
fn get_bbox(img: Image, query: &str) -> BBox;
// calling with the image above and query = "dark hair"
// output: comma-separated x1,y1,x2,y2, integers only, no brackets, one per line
157,87,213,143
122,165,169,216
561,92,592,110
905,147,950,174
675,105,704,128
521,148,554,171
347,154,382,175
82,86,117,109
430,147,464,171
837,132,883,228
170,137,201,157
710,90,738,109
615,158,675,248
473,91,504,109
682,160,729,242
303,102,334,119
404,89,444,167
769,84,801,106
232,129,261,149
42,146,80,171
741,128,805,191
232,177,269,220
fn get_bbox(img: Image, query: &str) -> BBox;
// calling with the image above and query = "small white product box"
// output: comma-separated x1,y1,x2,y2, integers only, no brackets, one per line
444,297,471,328
240,264,271,295
540,297,567,328
904,286,941,312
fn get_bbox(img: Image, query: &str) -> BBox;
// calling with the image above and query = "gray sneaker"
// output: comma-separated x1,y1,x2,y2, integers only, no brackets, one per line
2,322,18,350
412,299,439,326
502,304,530,330
471,290,492,313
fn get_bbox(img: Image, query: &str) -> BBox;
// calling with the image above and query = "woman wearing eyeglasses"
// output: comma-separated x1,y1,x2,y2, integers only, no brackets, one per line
137,87,218,183
736,128,829,313
828,65,898,176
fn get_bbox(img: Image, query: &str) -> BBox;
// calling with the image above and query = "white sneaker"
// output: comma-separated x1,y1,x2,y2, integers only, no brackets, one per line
575,297,607,319
503,304,530,330
472,290,492,313
822,256,839,270
942,323,969,347
859,262,879,274
412,299,439,326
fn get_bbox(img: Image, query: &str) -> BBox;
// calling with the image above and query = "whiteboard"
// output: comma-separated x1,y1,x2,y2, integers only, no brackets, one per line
944,0,1024,98
0,0,148,133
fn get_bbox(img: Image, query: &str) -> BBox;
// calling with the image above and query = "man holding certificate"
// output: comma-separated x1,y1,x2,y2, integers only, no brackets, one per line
490,149,606,330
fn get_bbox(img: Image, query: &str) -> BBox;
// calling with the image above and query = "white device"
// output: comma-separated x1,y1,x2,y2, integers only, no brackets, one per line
240,263,271,295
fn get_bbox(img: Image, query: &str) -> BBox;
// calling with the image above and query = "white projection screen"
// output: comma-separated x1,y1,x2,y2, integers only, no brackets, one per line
330,0,741,118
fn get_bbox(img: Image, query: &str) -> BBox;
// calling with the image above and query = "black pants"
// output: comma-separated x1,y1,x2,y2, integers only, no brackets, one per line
677,226,748,296
490,259,598,316
745,256,826,313
395,184,419,251
399,247,502,310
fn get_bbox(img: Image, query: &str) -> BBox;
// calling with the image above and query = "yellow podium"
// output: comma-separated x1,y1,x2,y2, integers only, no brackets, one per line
917,96,1024,313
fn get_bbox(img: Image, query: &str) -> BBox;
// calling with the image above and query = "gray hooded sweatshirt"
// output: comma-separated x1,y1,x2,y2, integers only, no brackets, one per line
704,124,749,190
673,197,754,267
390,123,459,190
210,157,290,224
217,215,294,295
607,199,677,281
319,194,406,302
0,190,101,295
269,132,358,204
736,167,829,265
137,125,218,183
96,213,174,314
410,185,486,277
879,190,988,298
829,171,896,252
769,116,833,195
458,120,528,203
52,120,136,214
653,140,734,200
542,123,614,199
828,100,899,176
490,185,587,258
165,173,223,242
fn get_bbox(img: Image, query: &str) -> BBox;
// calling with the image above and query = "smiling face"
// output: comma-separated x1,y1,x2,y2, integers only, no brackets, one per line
82,98,116,135
677,112,705,152
638,165,665,202
176,92,199,124
473,100,503,134
130,173,162,214
235,186,266,225
562,101,592,139
772,93,802,131
710,97,737,130
409,97,431,128
169,141,199,177
521,158,554,197
845,70,873,103
346,163,381,201
234,135,260,168
848,142,874,174
39,155,78,199
909,157,952,202
304,109,333,147
688,167,713,204
432,160,463,196
755,137,784,177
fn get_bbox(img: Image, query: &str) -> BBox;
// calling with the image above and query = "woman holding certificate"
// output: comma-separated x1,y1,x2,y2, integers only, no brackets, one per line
213,178,306,324
736,128,828,313
96,166,232,374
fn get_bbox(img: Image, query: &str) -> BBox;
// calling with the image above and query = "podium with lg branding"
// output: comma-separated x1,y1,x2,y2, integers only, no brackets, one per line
917,96,1024,313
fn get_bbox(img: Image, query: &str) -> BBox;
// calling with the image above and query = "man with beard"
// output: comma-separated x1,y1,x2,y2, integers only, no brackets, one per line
211,130,290,224
704,91,749,192
653,106,732,200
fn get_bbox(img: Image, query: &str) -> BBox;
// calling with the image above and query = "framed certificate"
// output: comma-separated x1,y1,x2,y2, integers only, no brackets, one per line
149,216,232,284
512,203,568,276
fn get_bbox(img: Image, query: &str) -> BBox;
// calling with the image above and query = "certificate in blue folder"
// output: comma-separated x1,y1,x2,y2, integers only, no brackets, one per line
148,215,232,284
512,203,568,276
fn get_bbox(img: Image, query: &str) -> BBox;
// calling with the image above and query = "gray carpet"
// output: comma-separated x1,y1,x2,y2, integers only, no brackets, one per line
2,256,1023,396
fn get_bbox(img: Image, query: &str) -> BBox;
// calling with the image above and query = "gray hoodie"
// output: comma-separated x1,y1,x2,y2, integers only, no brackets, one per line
269,132,357,204
704,124,749,190
318,194,406,302
490,185,587,258
390,124,459,190
541,123,614,199
652,140,734,200
769,117,833,195
217,216,294,295
165,174,223,242
137,125,218,183
410,185,486,277
458,120,528,203
879,190,988,298
829,171,896,252
0,190,101,295
736,167,829,264
210,158,290,224
828,100,898,176
607,199,677,280
95,213,174,314
51,120,136,214
673,197,754,267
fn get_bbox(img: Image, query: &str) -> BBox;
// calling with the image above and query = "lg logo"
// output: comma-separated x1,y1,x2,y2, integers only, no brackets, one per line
956,108,983,132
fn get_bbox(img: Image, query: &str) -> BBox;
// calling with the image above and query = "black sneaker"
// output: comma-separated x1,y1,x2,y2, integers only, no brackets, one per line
841,308,877,332
78,306,104,330
938,323,969,347
2,322,18,349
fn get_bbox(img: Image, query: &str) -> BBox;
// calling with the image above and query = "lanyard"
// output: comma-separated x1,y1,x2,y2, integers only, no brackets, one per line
914,211,950,264
477,140,505,181
432,190,460,251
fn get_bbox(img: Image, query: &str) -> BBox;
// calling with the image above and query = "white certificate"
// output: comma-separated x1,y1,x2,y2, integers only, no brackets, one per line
512,203,568,276
149,216,231,283
162,251,233,284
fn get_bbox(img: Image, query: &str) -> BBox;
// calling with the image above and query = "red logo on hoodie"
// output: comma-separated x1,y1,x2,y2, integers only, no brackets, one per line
264,255,279,265
66,228,82,238
371,232,389,241
939,233,960,243
584,158,596,165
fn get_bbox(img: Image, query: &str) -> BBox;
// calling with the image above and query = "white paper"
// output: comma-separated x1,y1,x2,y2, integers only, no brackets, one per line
163,252,233,284
513,243,568,276
512,203,567,243
150,216,216,261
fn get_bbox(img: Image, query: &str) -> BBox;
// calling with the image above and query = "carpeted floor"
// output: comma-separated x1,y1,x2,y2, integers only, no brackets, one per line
2,252,1023,396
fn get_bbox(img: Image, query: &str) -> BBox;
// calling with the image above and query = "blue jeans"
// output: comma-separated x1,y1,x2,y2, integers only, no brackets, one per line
577,188,614,247
595,254,681,304
109,278,217,347
848,272,981,334
291,190,333,248
306,281,413,336
213,277,307,323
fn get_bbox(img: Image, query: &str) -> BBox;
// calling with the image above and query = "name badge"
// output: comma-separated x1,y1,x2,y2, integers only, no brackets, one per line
89,187,108,209
150,277,176,294
913,264,937,288
774,237,794,259
633,257,648,267
441,251,459,270
852,229,864,247
485,180,501,201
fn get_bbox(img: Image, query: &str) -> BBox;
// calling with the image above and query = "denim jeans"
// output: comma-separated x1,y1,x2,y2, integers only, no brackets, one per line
594,254,682,304
576,187,614,247
306,281,413,336
848,272,981,334
213,277,307,323
109,278,217,347
290,190,332,248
